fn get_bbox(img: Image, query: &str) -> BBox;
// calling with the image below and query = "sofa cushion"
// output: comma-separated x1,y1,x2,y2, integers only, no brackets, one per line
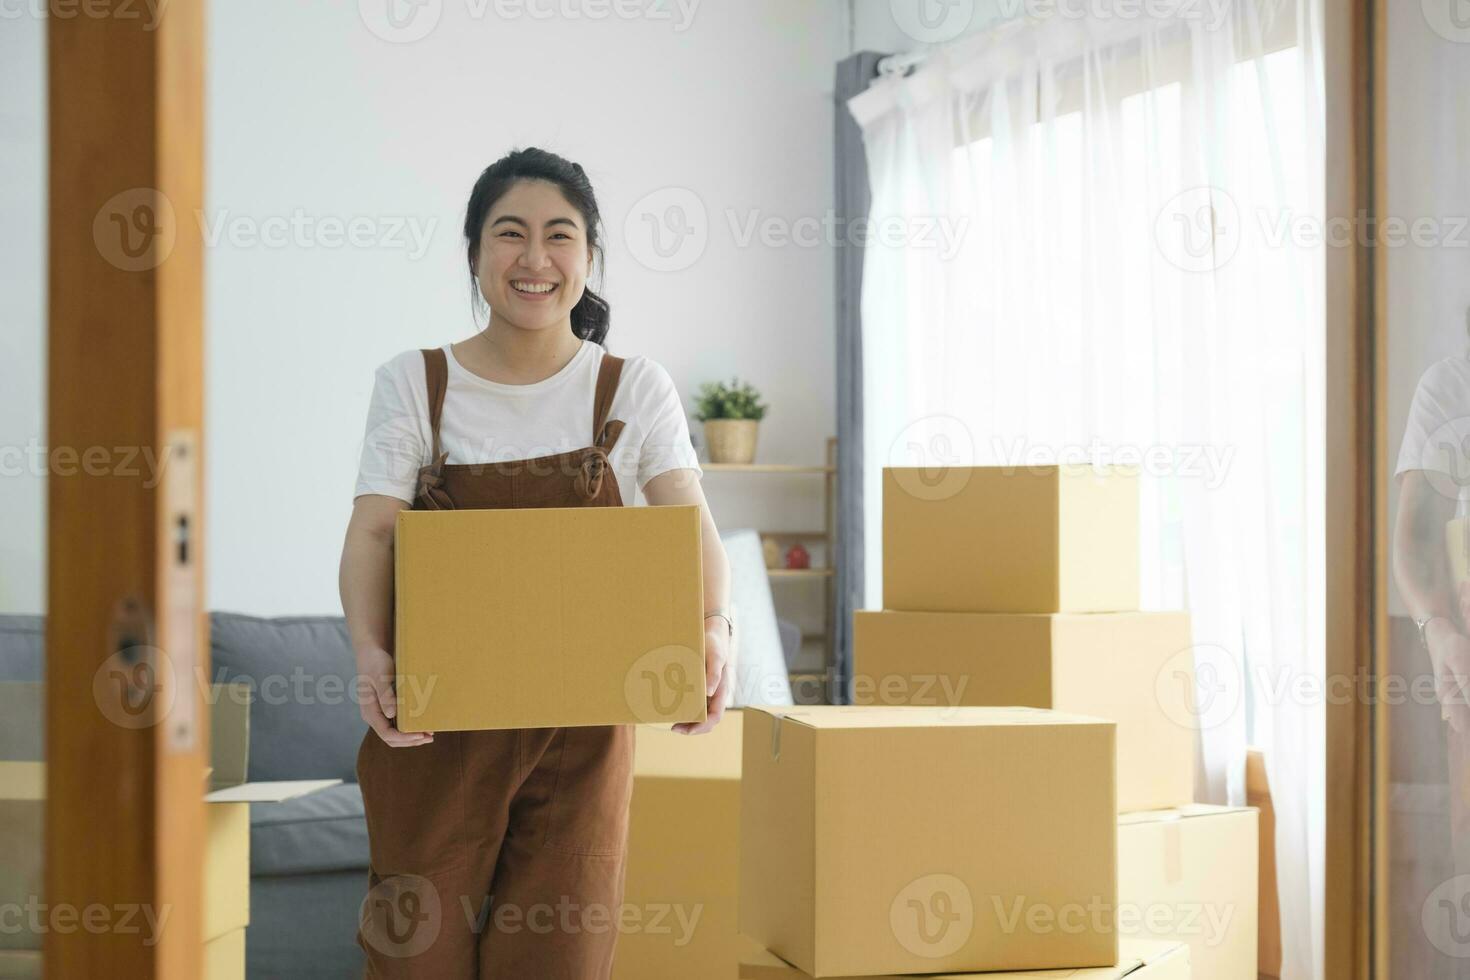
247,871,367,979
250,782,369,877
209,612,367,783
0,616,44,682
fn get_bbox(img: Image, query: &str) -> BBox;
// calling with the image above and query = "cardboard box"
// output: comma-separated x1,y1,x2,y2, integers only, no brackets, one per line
0,928,244,980
740,706,1118,977
1117,805,1258,980
882,466,1138,613
615,710,763,980
0,763,42,952
203,800,250,941
394,504,707,732
853,611,1196,812
202,684,341,940
737,938,1190,979
1245,749,1281,978
0,949,40,978
0,682,337,951
204,927,245,980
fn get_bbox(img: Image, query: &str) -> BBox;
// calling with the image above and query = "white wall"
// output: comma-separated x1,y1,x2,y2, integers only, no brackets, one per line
0,2,848,619
850,0,1014,54
205,1,844,615
0,12,46,615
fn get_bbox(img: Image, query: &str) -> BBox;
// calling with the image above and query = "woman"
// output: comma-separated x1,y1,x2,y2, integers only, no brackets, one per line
338,147,733,979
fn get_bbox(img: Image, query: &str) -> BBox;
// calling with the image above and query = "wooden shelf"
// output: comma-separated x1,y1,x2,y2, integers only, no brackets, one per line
705,437,839,704
703,462,834,474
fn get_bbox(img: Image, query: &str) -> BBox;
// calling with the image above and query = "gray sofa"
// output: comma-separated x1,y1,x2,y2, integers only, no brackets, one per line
0,608,799,979
0,613,372,979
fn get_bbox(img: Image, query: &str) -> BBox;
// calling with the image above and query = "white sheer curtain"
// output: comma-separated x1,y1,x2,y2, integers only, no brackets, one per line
849,2,1324,978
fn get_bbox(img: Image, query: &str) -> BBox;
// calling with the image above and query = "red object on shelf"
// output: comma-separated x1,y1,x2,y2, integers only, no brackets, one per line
785,543,811,569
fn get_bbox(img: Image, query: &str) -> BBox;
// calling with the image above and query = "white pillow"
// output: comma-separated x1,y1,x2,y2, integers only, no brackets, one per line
719,529,794,707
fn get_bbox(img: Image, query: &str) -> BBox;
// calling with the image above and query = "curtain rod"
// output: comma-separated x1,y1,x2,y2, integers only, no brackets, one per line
877,50,928,77
875,6,1212,80
875,15,1031,78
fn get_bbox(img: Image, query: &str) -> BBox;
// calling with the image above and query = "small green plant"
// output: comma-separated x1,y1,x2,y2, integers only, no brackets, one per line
693,378,768,422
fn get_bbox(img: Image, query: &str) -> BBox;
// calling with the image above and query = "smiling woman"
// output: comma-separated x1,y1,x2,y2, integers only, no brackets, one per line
338,146,734,979
462,147,611,350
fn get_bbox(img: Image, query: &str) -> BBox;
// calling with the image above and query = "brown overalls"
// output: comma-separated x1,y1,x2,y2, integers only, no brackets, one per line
356,346,636,979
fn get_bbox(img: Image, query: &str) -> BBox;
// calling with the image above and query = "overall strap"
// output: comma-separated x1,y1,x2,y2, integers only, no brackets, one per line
414,348,453,510
591,352,626,448
421,347,449,459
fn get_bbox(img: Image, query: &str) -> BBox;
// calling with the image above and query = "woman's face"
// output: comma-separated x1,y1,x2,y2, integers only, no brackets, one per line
475,179,591,334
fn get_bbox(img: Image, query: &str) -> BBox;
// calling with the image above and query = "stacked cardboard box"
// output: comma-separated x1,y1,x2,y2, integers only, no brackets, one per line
856,465,1195,813
1117,805,1258,980
613,710,763,979
737,938,1191,979
739,704,1124,976
850,465,1257,978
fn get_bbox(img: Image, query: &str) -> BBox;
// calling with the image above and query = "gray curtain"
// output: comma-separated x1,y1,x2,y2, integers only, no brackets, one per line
832,52,886,704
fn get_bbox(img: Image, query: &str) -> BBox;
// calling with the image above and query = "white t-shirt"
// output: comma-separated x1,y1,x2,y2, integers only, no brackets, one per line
353,340,702,505
1396,354,1470,502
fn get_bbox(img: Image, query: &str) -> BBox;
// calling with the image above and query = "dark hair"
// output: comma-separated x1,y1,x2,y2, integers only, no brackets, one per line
463,147,610,347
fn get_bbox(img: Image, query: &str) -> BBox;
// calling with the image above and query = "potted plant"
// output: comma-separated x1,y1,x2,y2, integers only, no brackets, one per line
693,378,768,464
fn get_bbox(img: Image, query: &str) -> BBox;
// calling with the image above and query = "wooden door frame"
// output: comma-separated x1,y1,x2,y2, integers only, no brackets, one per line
1323,0,1382,976
46,3,207,976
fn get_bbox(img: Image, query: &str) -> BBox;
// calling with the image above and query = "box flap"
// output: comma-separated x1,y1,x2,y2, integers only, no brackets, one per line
0,762,45,802
0,761,329,805
746,704,1112,730
208,682,253,792
204,778,341,804
1118,802,1256,826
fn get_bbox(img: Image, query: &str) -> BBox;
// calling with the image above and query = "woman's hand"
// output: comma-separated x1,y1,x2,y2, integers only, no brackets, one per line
356,645,435,747
672,619,734,735
1427,618,1470,734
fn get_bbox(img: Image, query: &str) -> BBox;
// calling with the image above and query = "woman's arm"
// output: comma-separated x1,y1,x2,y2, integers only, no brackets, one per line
643,469,733,734
1392,470,1470,731
1394,470,1458,621
339,494,434,746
